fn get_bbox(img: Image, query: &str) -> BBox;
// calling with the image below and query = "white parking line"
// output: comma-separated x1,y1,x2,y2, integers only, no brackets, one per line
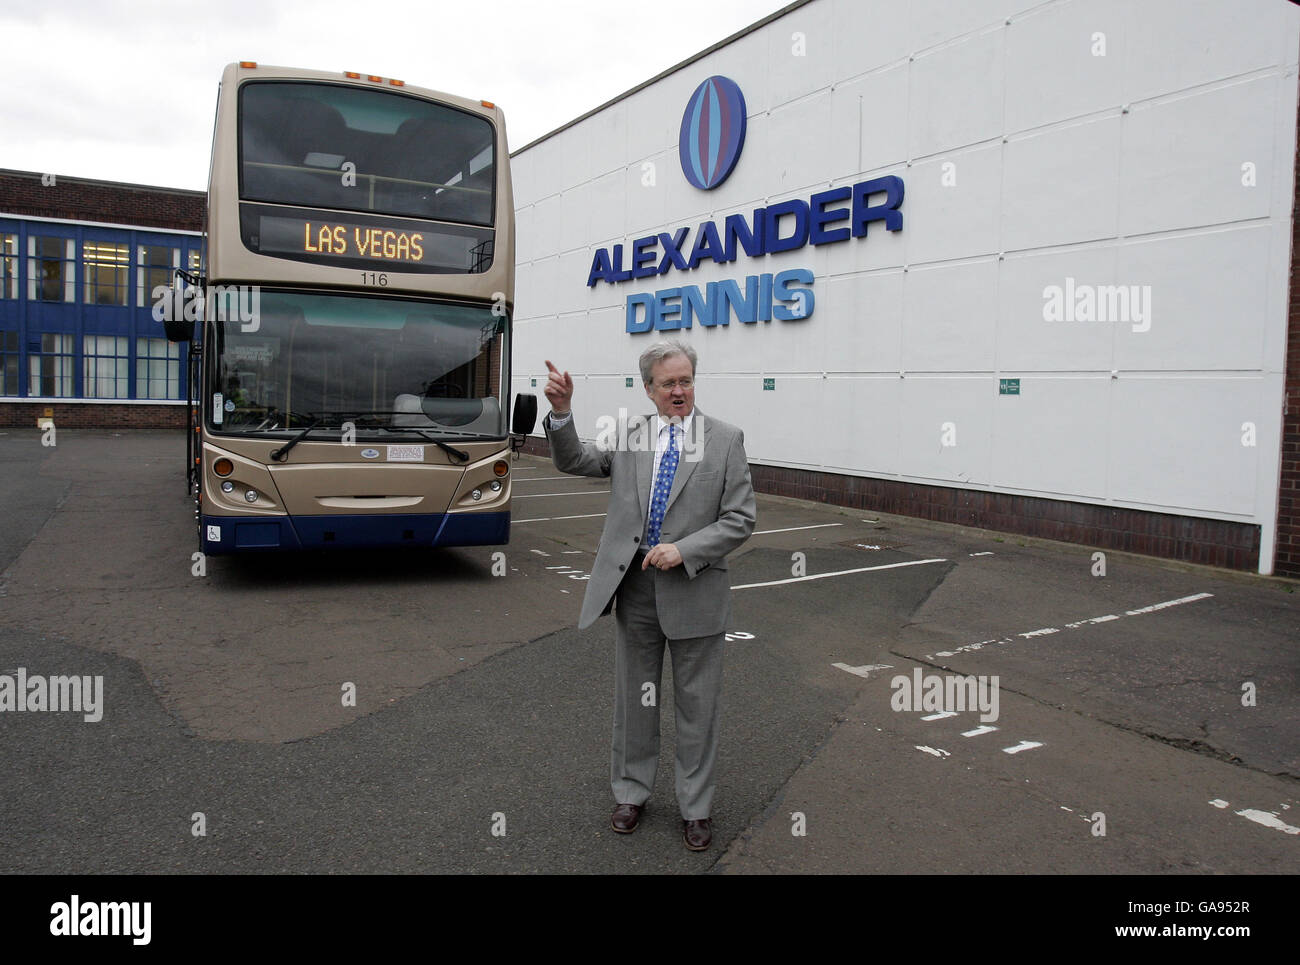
512,475,580,482
732,558,948,590
1125,593,1213,616
921,711,958,721
513,490,611,498
752,523,844,536
962,725,998,737
1002,741,1043,754
925,593,1214,661
1235,809,1300,835
916,746,951,758
513,513,607,523
831,662,893,678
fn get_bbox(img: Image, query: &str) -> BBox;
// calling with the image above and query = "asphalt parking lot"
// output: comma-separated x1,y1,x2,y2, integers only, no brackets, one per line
0,428,1296,874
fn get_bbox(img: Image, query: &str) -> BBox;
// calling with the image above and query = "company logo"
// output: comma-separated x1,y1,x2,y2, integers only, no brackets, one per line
679,76,746,190
360,448,380,459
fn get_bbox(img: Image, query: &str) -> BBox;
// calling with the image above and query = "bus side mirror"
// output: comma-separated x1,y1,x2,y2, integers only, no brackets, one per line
161,270,194,343
512,393,537,435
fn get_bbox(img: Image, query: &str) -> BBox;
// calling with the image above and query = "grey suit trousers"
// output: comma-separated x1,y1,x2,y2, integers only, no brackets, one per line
611,557,724,820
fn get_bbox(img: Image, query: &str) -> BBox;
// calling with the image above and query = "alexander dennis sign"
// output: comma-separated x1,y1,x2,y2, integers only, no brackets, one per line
583,76,906,334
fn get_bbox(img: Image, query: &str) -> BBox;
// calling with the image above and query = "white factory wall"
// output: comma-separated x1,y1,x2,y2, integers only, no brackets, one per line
510,0,1300,552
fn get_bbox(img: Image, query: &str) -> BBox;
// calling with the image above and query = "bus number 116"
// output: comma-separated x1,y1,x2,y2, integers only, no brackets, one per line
361,272,388,287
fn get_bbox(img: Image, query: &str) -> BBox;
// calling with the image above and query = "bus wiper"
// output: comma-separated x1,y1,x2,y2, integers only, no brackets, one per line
269,419,326,461
378,425,469,463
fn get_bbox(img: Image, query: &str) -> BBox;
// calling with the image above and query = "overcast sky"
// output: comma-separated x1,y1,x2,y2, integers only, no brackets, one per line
3,0,787,191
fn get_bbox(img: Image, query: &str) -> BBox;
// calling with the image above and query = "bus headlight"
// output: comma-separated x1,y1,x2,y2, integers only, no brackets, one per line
471,489,482,501
245,490,258,503
490,480,502,492
221,481,234,493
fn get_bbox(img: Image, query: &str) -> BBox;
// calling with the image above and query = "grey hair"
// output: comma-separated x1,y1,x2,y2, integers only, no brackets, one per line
638,339,698,385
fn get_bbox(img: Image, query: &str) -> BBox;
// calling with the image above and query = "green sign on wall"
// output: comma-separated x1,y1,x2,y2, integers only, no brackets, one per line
999,378,1021,396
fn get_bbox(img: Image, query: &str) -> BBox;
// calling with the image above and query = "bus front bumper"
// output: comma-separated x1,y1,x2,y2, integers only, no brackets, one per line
200,511,510,554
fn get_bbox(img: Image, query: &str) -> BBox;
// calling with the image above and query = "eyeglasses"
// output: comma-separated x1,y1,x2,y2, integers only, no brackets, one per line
654,378,693,391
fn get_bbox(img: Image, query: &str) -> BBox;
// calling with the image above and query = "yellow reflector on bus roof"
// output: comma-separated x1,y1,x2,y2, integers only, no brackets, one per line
367,75,382,83
239,61,257,69
481,100,495,109
344,70,360,78
389,78,404,86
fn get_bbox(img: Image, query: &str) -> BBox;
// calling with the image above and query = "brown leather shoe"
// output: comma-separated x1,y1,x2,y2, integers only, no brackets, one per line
683,818,712,851
611,803,642,833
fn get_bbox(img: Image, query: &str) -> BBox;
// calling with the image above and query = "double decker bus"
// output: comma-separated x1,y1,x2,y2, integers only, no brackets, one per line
166,63,536,554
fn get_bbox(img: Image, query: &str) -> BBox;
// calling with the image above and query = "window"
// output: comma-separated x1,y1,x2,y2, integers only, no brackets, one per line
84,335,129,398
138,244,177,308
1,234,16,299
30,236,73,302
29,333,75,397
84,241,129,306
240,81,495,225
0,331,18,395
137,337,181,399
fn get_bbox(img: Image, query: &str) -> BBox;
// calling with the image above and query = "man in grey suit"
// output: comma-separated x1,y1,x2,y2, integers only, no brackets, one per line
543,339,756,851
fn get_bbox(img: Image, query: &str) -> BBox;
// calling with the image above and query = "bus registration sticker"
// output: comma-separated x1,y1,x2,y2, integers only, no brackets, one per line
386,445,425,462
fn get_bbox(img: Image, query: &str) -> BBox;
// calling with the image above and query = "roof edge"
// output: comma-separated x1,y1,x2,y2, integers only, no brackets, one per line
0,167,205,198
509,0,815,157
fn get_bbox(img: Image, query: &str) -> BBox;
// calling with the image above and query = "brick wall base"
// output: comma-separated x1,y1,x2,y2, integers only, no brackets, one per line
519,435,1262,572
0,402,186,429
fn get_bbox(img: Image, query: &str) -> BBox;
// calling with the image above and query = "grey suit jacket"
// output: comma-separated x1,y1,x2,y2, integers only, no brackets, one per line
545,407,757,637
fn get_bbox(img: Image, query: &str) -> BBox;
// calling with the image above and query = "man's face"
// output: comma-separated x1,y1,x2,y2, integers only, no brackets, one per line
645,353,695,421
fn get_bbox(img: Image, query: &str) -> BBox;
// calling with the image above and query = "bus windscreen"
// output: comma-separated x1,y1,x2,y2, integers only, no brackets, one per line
239,81,496,227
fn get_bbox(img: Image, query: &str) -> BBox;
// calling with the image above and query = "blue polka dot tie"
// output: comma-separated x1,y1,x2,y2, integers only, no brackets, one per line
646,424,680,548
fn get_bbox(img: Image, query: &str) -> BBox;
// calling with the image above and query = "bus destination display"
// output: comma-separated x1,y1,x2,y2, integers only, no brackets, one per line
242,205,493,273
261,213,430,264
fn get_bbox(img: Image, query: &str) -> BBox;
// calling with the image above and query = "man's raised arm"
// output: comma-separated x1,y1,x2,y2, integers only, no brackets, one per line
543,359,612,478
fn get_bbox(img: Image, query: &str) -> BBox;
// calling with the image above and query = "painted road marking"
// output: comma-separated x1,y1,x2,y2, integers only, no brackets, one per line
924,593,1214,661
1002,741,1043,754
514,490,611,498
753,523,844,536
916,746,951,758
962,725,998,737
733,558,948,590
1063,615,1120,628
921,711,958,721
1237,809,1300,834
1210,800,1300,835
513,475,582,482
1125,592,1214,616
969,552,994,557
529,549,551,556
514,513,607,523
832,663,894,678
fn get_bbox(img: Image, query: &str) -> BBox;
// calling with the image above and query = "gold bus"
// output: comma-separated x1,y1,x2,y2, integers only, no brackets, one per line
166,62,536,554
